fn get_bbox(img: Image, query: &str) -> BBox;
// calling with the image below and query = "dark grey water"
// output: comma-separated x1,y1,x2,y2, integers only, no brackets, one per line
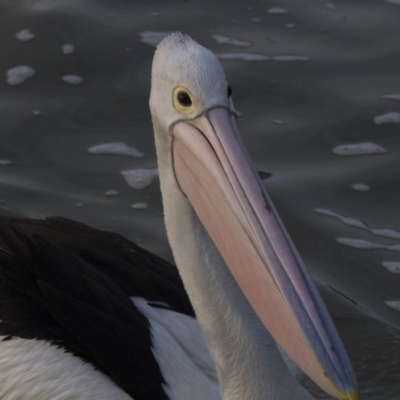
1,1,400,398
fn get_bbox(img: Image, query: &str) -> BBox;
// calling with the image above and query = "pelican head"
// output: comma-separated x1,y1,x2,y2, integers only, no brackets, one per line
150,33,235,136
150,33,359,400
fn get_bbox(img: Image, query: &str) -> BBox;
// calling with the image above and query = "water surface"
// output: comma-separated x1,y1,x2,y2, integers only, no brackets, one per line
1,1,400,398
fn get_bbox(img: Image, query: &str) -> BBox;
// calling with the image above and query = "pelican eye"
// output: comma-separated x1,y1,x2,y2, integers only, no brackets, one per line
173,86,196,114
177,91,192,107
226,81,232,98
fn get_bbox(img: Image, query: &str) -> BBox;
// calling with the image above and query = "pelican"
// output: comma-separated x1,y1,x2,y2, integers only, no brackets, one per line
0,33,358,399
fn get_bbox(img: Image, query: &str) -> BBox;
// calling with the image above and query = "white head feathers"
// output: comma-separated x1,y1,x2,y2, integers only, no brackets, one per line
149,33,231,132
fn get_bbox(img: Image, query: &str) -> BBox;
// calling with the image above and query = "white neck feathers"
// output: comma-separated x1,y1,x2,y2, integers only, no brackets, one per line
154,124,313,400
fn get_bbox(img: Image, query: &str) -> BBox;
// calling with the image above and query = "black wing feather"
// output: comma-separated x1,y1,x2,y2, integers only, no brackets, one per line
0,216,195,400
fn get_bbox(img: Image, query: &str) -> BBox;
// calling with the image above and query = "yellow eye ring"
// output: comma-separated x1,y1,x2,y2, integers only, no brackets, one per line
173,86,196,114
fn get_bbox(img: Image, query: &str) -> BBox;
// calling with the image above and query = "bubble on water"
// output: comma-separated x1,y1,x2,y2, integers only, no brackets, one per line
15,29,35,41
7,66,35,85
121,168,159,190
62,44,75,54
62,75,83,85
104,190,121,196
131,202,149,210
332,142,387,156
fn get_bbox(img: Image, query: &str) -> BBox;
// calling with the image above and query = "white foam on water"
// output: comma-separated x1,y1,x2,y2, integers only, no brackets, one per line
104,190,120,196
0,160,12,166
382,261,400,274
272,119,285,125
332,142,387,156
121,168,159,190
267,7,289,15
374,111,400,124
385,301,400,312
62,75,83,85
351,183,370,192
140,31,171,47
75,202,84,207
15,29,35,41
131,202,149,210
212,34,252,47
316,208,400,239
62,44,75,54
382,94,400,101
6,66,35,85
88,142,143,157
31,110,41,115
337,238,400,252
217,53,309,62
387,0,400,5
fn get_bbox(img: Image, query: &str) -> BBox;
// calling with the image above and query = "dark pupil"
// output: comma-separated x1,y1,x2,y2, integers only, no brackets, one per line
227,85,232,98
177,91,192,107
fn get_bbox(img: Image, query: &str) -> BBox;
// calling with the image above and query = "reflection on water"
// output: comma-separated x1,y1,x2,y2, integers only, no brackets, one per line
1,0,400,398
